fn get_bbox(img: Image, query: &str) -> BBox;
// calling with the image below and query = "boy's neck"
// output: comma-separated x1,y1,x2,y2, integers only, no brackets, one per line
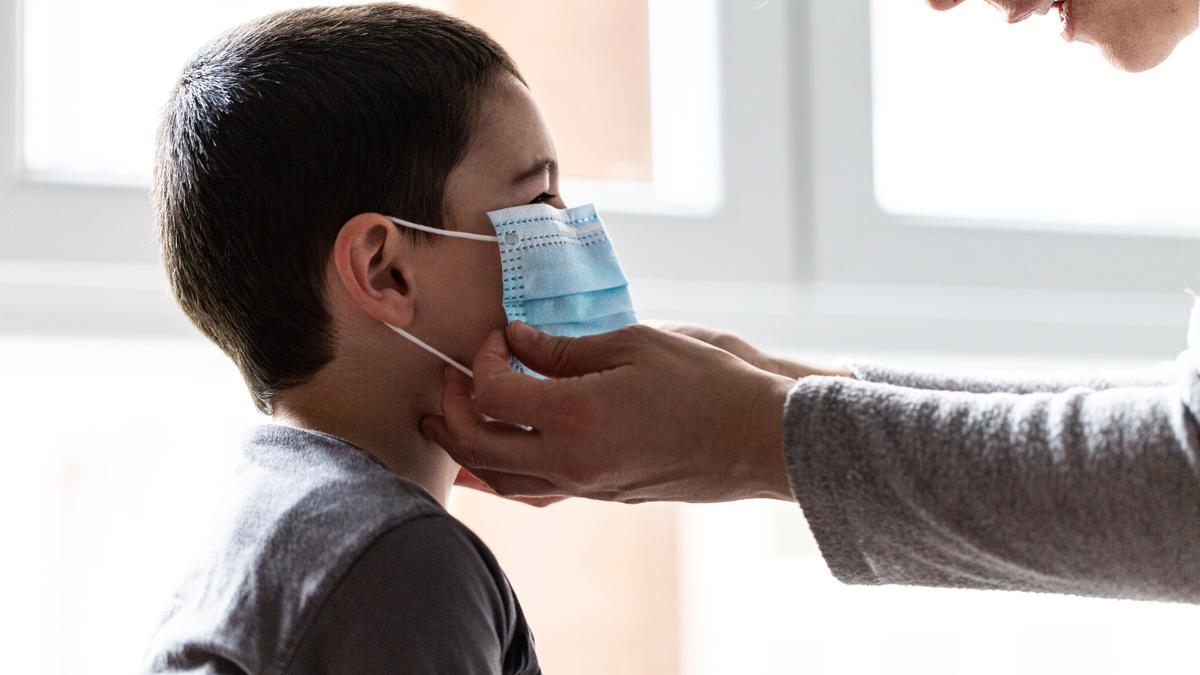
270,360,457,505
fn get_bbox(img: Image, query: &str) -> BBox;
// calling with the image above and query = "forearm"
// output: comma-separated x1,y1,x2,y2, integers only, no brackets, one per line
841,359,1179,394
766,352,1176,393
783,376,1200,602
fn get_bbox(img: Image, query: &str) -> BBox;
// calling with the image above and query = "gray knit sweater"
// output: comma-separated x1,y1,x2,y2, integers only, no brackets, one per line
783,357,1200,603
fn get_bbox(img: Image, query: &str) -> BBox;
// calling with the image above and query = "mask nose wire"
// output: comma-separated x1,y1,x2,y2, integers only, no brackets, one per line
381,216,501,379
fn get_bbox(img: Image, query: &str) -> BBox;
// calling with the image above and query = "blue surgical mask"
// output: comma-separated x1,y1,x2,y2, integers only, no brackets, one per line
384,202,637,377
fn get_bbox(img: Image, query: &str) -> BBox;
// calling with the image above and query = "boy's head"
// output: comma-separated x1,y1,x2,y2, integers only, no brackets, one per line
156,3,565,413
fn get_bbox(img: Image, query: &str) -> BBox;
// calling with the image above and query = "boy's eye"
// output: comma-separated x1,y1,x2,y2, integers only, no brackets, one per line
529,192,558,205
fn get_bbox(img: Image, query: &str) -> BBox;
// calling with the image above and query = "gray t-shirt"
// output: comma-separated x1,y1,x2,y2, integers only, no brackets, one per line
143,425,540,674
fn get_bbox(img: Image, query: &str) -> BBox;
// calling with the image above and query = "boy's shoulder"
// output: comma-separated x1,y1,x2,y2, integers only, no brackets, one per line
143,425,539,675
287,512,539,674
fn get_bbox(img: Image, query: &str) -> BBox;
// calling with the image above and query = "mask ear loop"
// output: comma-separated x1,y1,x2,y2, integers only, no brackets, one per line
381,216,501,379
386,216,499,242
384,323,475,378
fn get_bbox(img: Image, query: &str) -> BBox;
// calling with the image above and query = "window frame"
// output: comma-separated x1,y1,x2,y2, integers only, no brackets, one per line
2,0,1193,365
805,1,1200,295
0,0,796,284
1,0,158,265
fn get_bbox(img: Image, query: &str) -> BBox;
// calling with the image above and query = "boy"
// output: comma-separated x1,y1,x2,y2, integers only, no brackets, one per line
144,4,558,672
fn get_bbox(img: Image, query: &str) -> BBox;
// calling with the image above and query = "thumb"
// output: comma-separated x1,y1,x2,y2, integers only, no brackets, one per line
505,321,630,377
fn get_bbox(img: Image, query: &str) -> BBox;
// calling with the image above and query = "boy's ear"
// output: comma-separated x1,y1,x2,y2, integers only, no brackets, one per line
331,213,417,328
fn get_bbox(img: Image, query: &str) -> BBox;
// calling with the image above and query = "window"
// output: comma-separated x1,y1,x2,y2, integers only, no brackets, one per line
4,3,797,671
21,0,718,213
0,338,683,674
6,0,786,281
0,339,256,675
807,2,1200,296
871,0,1200,231
8,4,1197,674
682,490,1200,675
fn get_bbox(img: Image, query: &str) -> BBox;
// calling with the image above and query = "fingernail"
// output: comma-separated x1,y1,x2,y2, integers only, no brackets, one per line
509,321,536,344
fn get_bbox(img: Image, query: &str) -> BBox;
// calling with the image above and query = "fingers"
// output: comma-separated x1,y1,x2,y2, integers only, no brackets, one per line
465,330,569,425
927,0,966,10
639,319,706,342
423,376,551,475
505,321,632,377
429,324,662,496
472,328,518,379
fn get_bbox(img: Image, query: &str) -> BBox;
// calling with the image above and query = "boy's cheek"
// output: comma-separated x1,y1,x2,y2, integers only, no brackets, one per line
461,259,509,349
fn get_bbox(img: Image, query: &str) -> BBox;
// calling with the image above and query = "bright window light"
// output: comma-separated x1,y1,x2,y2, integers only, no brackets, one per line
21,0,720,213
0,337,684,674
0,338,258,675
871,1,1200,231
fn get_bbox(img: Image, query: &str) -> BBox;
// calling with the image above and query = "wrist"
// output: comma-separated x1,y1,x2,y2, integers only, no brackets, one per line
744,371,797,501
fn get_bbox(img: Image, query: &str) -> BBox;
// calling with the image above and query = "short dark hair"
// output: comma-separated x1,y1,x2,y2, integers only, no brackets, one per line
155,3,522,413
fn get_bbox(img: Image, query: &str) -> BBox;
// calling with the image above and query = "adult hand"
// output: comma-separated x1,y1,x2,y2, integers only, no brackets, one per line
645,320,854,381
421,322,797,504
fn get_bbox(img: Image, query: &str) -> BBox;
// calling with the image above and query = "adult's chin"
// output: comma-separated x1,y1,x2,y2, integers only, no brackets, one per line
1097,35,1185,72
1073,1,1197,73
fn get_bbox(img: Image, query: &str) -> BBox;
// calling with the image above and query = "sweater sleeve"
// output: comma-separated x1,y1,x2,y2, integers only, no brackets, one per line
783,375,1200,603
842,360,1178,394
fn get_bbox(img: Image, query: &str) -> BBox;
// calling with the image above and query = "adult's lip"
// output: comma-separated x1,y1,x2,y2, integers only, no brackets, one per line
1054,0,1077,42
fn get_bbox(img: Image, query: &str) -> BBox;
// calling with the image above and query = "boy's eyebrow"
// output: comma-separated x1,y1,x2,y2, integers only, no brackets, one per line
510,158,556,186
